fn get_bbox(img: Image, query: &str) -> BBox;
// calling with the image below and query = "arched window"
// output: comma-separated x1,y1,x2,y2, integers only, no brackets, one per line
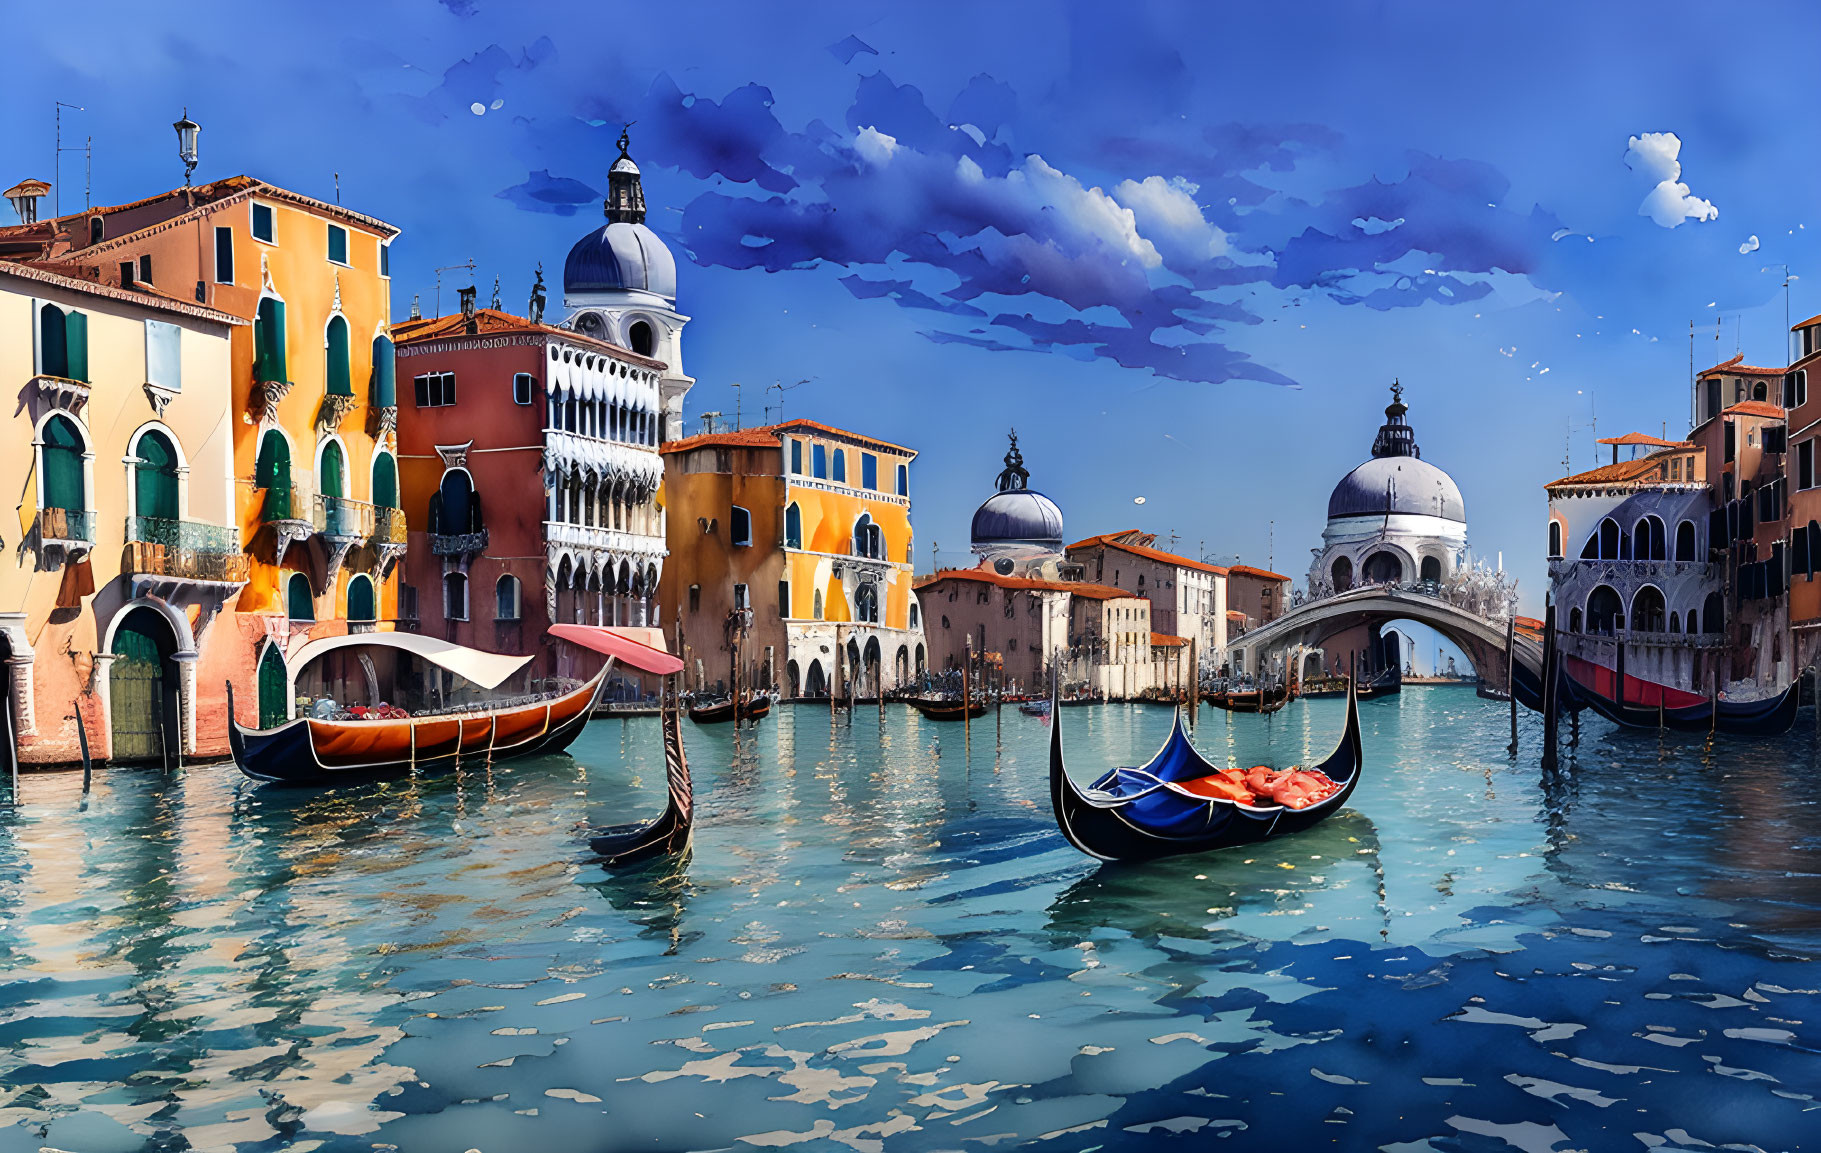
1548,521,1562,558
133,429,180,523
347,574,375,622
444,572,469,621
1586,585,1623,635
257,643,289,728
1669,611,1681,634
909,602,920,630
784,502,802,549
325,315,352,396
41,414,86,516
318,440,346,498
430,469,479,535
256,430,293,520
730,505,753,547
1331,555,1353,591
1568,607,1582,633
629,320,654,358
286,572,314,621
1631,586,1666,632
370,334,396,407
1648,516,1667,560
1754,380,1768,401
254,296,288,382
1597,517,1621,560
496,574,522,621
855,583,879,624
1363,551,1401,584
1702,592,1724,634
813,588,824,620
372,451,398,509
853,514,882,559
1420,556,1442,583
1675,520,1697,562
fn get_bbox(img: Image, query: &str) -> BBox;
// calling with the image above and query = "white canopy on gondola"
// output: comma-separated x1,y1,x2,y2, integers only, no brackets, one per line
286,631,533,690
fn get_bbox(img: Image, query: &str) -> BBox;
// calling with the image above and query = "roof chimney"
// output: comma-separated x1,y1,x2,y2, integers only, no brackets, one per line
4,179,49,225
459,285,477,334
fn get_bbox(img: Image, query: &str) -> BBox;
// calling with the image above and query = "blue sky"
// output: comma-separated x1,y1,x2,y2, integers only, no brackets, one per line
7,1,1817,643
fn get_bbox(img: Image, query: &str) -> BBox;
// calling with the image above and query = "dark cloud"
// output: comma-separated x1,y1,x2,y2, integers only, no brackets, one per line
501,70,1556,387
827,35,878,64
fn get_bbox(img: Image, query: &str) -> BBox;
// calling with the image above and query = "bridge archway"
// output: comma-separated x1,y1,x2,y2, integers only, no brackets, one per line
1228,586,1541,700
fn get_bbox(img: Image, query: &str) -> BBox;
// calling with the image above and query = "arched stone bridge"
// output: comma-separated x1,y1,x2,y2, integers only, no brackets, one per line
1227,584,1544,698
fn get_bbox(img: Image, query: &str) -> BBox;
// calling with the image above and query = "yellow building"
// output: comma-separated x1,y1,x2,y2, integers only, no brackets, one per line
0,173,403,750
659,419,923,697
0,263,244,766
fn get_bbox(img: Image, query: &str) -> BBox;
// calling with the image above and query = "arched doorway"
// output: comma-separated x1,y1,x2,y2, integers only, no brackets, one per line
1631,586,1666,632
786,660,801,699
1331,555,1353,591
110,607,179,766
863,637,882,697
1586,585,1623,635
1363,551,1402,584
805,659,827,697
257,643,289,728
895,645,909,687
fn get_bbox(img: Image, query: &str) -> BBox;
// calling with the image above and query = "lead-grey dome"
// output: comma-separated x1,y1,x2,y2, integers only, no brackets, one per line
1328,455,1465,522
972,489,1065,550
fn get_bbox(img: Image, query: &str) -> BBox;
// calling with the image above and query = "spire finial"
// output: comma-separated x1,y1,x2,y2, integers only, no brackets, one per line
1390,378,1403,405
995,428,1030,492
618,122,634,158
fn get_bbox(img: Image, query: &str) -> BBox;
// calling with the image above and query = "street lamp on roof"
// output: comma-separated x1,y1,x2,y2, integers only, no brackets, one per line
173,110,200,188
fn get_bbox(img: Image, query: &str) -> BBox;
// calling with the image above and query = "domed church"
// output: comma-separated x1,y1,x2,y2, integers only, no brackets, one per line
971,432,1068,577
1310,383,1468,595
563,130,694,442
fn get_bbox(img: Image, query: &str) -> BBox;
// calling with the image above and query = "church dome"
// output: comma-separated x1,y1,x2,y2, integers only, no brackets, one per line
970,433,1065,557
562,129,677,302
563,223,676,300
1326,385,1465,523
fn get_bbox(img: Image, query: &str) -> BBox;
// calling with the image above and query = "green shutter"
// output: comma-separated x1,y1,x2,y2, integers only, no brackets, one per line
135,432,179,521
257,432,292,519
347,576,374,622
42,416,84,512
320,441,345,498
257,645,288,728
64,310,88,383
38,304,68,378
326,315,351,396
370,336,395,407
256,298,288,382
287,573,314,621
373,452,398,508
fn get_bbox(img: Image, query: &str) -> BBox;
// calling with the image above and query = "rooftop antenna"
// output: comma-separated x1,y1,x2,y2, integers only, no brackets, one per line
490,275,501,311
766,377,809,425
333,171,341,205
54,101,87,220
1268,520,1274,573
1763,264,1798,360
433,259,475,318
698,410,722,436
730,381,743,430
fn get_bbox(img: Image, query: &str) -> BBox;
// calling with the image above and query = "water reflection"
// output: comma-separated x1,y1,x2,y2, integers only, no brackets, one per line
0,691,1814,1149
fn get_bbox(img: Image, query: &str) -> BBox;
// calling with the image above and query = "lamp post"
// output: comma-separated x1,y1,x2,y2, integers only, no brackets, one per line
173,109,200,194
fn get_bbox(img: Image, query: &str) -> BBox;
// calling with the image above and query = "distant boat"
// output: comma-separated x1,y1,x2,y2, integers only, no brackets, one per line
688,692,774,725
1051,676,1363,861
1019,699,1052,718
907,697,988,721
1205,681,1290,714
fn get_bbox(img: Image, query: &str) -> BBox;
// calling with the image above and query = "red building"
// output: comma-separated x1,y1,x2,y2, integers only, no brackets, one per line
390,304,667,684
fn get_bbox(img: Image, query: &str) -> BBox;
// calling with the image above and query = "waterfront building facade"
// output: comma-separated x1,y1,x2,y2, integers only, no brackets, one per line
0,171,402,752
1225,565,1290,634
0,264,243,766
1065,531,1227,667
389,305,668,682
1786,318,1821,662
659,420,921,698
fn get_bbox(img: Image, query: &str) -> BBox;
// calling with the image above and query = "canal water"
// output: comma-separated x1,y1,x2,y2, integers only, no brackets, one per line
0,688,1818,1151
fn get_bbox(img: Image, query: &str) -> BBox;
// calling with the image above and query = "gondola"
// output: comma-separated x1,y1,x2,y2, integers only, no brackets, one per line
687,692,773,725
1561,654,1798,736
588,679,694,867
1019,699,1053,718
1051,674,1363,862
228,626,684,784
906,697,989,721
1056,694,1102,708
1204,680,1291,714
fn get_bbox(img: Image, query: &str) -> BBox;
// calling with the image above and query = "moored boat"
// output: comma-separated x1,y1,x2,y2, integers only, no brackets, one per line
1051,675,1363,862
1205,680,1291,714
687,692,775,725
1560,653,1797,735
907,696,988,721
588,678,694,867
228,625,684,783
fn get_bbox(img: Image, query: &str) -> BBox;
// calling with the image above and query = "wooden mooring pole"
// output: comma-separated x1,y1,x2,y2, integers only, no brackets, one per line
1540,602,1559,772
1505,616,1518,756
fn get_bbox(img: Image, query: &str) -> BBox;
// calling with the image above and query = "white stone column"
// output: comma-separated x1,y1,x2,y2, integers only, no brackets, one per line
173,652,200,754
91,652,119,759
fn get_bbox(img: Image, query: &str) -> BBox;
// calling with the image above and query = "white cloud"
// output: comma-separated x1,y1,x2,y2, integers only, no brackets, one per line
1625,132,1718,228
855,126,899,166
1739,234,1761,254
1113,175,1231,264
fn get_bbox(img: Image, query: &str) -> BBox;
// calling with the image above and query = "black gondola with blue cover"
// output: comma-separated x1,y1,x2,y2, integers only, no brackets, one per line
1050,675,1364,862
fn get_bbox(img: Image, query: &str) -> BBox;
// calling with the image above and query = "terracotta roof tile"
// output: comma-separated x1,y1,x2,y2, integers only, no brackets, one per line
0,261,244,326
1066,531,1229,575
1547,455,1672,488
1698,353,1784,377
660,428,784,454
1722,400,1785,419
1151,632,1189,647
769,418,916,457
913,567,1135,600
1597,432,1688,447
390,308,666,368
1227,564,1289,581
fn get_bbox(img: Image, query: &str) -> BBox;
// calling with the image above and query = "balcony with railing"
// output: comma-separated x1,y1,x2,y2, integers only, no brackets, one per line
431,528,489,556
124,516,249,584
314,494,376,542
259,485,308,525
39,507,94,545
374,506,407,545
